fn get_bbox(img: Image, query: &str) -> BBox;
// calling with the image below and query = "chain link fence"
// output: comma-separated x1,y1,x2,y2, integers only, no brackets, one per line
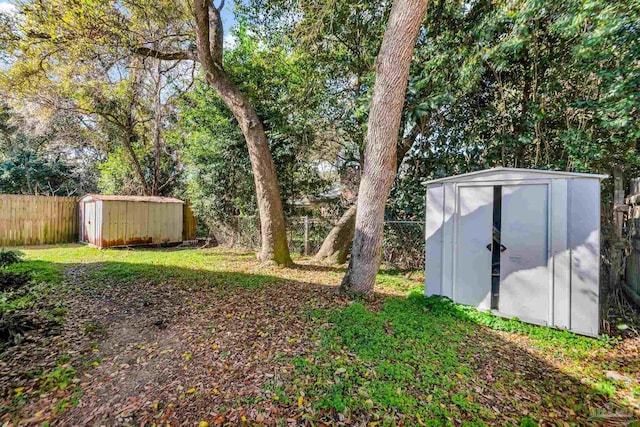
381,221,425,269
209,216,425,270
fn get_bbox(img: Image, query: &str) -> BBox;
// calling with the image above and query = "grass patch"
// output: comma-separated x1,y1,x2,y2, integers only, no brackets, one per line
82,319,106,335
291,297,492,425
286,294,618,425
87,262,273,289
417,293,611,351
38,364,77,392
0,260,66,317
11,246,274,290
1,245,637,425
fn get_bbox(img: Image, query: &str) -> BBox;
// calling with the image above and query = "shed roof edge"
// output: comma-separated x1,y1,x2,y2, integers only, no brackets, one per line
79,194,185,204
421,167,609,185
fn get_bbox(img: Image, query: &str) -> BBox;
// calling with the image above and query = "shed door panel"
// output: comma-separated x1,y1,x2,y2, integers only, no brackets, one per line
568,179,600,336
425,185,444,296
499,184,549,323
455,186,493,310
84,202,96,244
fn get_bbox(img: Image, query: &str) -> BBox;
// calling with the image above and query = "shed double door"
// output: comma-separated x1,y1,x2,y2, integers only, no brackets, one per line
455,184,549,324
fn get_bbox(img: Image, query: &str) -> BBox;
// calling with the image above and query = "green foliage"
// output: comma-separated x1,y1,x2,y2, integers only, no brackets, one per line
0,250,32,317
287,291,610,424
82,320,106,335
0,249,23,268
178,82,257,221
178,26,331,226
0,147,73,195
519,417,539,427
1,258,65,315
389,0,640,219
38,364,77,392
0,103,99,196
237,0,394,209
417,295,609,351
97,147,155,196
88,69,185,196
2,1,187,197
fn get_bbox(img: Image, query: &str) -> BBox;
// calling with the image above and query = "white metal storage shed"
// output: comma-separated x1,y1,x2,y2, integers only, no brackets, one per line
424,167,607,336
79,194,184,248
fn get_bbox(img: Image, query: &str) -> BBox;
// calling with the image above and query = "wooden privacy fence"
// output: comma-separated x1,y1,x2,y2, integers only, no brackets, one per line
0,194,78,246
183,201,197,241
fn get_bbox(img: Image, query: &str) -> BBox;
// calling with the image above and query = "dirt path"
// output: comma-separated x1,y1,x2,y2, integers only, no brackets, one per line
1,261,347,425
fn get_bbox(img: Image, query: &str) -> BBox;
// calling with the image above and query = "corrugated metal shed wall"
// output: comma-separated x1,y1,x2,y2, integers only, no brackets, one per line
98,200,183,247
79,196,184,247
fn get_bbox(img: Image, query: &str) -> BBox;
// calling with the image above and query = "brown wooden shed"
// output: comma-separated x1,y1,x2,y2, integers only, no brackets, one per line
79,194,185,248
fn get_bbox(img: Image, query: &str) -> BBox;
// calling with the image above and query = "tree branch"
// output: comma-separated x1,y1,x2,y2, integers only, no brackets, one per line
397,123,422,168
158,171,181,192
134,46,198,62
209,4,224,65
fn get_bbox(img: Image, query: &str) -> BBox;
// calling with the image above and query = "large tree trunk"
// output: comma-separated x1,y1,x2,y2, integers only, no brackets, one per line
341,0,428,297
133,2,293,265
314,204,357,264
193,0,292,265
209,71,291,264
315,124,422,265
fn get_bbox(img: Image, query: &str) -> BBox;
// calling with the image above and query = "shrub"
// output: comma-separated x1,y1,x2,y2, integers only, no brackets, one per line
0,249,24,268
0,311,36,346
0,270,31,292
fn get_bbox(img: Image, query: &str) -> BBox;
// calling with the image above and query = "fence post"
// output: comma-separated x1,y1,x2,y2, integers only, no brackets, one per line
304,216,310,256
624,178,640,308
611,166,626,291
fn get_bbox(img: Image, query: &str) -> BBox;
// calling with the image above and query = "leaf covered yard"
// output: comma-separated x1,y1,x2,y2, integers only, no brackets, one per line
0,246,638,426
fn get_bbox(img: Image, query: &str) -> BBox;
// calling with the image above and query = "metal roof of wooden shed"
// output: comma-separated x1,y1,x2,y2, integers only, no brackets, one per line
80,194,185,204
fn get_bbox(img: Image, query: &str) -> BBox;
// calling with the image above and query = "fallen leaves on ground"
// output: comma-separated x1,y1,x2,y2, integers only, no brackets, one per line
0,246,638,426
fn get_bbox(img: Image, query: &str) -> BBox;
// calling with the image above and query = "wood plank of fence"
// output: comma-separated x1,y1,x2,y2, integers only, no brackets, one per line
182,201,197,241
0,194,78,247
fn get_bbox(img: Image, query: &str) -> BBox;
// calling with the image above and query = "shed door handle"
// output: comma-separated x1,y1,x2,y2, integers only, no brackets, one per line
487,243,507,252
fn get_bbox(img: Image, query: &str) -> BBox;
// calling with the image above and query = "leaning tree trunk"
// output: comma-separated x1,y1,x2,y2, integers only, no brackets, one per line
315,124,422,265
341,0,428,297
194,0,292,265
214,76,291,265
314,205,357,264
133,1,293,265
